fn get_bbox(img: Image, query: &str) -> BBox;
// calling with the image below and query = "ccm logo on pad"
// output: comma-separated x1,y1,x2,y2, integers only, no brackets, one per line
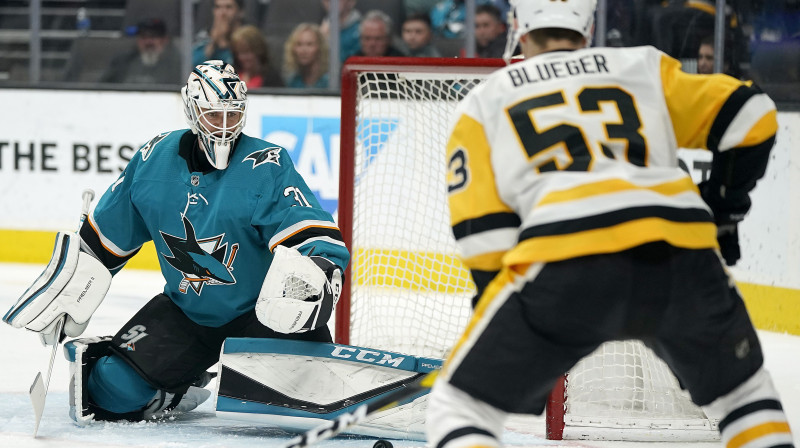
330,346,405,367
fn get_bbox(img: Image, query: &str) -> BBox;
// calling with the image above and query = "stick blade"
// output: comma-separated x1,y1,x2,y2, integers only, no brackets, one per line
29,371,46,437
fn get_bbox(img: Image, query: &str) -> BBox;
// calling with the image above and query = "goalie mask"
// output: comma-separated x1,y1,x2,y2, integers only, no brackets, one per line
181,60,247,170
503,0,597,62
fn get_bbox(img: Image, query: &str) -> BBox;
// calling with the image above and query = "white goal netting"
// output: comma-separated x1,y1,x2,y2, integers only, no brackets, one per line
343,68,484,359
337,58,717,441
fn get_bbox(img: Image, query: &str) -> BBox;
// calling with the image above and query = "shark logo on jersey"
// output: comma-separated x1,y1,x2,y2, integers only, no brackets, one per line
140,131,171,161
244,147,281,168
160,216,239,294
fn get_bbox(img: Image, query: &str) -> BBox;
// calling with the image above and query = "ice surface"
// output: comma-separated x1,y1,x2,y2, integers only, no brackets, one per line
1,263,797,447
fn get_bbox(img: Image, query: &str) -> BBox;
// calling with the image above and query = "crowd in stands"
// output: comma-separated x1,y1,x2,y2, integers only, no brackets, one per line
15,0,800,93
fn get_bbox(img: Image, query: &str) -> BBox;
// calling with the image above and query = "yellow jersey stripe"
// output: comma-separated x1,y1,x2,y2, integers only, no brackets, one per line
727,421,792,448
505,219,718,265
740,109,778,147
462,250,506,272
538,177,698,206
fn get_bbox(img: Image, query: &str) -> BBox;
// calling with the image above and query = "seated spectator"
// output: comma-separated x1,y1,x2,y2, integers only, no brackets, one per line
474,4,506,58
354,10,404,57
283,23,330,89
320,0,361,63
430,0,493,39
697,35,716,74
230,25,283,88
192,0,243,66
399,13,441,57
100,18,182,84
696,35,740,78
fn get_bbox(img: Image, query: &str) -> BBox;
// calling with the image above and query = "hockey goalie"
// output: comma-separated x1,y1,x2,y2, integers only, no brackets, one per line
3,59,435,441
7,235,434,439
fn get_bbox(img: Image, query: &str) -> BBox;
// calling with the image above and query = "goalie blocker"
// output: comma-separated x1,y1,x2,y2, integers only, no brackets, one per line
3,231,111,341
215,338,441,440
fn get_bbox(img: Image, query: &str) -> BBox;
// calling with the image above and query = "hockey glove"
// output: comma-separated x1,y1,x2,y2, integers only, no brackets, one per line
255,245,343,334
3,231,112,342
698,181,750,266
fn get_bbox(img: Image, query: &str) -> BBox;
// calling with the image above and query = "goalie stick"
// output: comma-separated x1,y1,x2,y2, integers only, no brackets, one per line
30,188,95,437
283,370,439,448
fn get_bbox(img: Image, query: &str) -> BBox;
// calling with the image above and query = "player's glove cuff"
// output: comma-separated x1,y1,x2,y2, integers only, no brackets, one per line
698,180,750,225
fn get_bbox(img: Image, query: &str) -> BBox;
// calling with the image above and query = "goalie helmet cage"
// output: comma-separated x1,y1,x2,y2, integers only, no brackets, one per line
334,57,718,442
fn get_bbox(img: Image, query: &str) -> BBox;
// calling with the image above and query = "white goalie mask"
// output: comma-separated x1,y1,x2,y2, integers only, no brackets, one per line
181,60,248,170
503,0,597,62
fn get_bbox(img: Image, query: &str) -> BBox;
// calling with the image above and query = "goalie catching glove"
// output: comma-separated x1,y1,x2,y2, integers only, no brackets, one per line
255,245,342,334
2,231,111,342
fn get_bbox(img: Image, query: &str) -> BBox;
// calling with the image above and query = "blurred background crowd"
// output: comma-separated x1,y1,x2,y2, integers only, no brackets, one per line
1,0,798,103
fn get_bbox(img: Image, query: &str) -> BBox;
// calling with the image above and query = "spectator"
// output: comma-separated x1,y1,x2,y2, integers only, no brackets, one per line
430,0,493,39
695,35,741,78
697,35,716,74
645,0,746,70
490,0,510,20
100,18,182,84
192,0,243,66
283,23,330,89
230,25,283,88
399,13,441,57
354,10,404,57
320,0,361,63
474,4,506,58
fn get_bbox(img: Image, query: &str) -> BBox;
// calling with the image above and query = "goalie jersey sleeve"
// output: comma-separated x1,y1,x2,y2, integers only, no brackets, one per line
80,130,349,327
446,46,776,275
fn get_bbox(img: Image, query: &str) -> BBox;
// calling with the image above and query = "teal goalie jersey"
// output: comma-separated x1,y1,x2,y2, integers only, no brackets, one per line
82,129,349,327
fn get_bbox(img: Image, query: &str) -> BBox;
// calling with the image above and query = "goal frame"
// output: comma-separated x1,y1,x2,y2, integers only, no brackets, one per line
332,57,717,442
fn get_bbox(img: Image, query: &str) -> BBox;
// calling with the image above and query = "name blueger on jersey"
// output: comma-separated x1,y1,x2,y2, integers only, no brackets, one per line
508,53,610,87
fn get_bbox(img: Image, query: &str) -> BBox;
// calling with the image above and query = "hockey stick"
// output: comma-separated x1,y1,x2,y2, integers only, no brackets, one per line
283,370,439,448
30,188,95,437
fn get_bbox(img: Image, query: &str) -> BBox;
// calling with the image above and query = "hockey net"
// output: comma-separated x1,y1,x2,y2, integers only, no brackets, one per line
335,57,717,441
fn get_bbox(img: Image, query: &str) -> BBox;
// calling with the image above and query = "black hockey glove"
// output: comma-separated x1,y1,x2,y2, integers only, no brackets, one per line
698,181,750,266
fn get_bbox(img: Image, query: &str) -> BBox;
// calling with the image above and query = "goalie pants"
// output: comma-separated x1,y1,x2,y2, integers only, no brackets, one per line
443,243,764,415
89,293,332,413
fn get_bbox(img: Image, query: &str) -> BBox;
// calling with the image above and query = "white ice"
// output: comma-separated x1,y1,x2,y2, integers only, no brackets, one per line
1,262,798,448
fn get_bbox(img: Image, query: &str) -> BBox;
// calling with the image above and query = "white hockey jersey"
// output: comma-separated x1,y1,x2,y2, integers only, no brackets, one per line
446,46,777,272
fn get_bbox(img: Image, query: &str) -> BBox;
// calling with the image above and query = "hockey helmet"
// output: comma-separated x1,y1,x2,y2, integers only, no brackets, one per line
503,0,597,61
181,60,248,170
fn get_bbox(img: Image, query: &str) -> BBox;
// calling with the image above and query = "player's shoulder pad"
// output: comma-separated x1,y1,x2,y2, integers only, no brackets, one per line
236,135,288,171
138,130,183,162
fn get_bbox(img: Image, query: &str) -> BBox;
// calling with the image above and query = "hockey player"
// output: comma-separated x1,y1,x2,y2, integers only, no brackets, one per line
4,60,349,422
427,1,794,448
